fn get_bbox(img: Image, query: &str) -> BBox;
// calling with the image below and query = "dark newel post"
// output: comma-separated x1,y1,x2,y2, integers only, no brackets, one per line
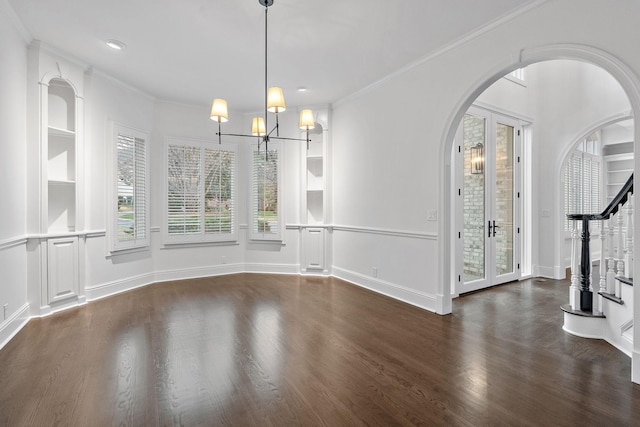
580,218,593,311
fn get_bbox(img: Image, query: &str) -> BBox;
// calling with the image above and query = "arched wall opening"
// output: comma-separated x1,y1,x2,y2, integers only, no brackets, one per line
558,115,634,272
438,44,640,383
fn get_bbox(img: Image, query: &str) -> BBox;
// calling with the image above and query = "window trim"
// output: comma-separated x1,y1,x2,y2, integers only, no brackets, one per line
249,141,285,242
563,141,602,235
163,136,238,245
109,122,150,254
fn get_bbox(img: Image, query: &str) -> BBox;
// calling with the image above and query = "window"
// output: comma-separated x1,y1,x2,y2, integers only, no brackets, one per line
250,142,283,241
504,68,526,86
165,137,237,244
112,123,149,252
564,134,601,231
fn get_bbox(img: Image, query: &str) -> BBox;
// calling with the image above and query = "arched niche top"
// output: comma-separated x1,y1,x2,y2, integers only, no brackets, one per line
40,71,82,99
47,78,76,132
309,122,323,134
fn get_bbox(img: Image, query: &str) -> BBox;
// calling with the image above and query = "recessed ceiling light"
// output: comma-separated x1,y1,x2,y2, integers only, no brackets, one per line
297,87,308,92
106,40,126,50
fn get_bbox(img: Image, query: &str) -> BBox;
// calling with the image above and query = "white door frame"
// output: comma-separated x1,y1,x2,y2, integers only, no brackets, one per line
454,105,524,295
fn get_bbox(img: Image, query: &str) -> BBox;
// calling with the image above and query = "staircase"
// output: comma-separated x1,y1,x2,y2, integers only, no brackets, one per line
562,173,634,356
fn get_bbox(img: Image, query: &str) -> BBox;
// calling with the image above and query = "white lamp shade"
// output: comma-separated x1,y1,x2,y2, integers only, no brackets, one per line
267,87,286,113
299,109,315,130
210,99,229,123
252,117,266,136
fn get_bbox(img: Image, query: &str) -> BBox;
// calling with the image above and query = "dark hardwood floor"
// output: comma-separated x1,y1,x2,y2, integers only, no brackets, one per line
0,274,638,426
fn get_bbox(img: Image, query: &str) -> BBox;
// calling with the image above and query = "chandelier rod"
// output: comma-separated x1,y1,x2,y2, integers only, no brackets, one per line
264,4,269,153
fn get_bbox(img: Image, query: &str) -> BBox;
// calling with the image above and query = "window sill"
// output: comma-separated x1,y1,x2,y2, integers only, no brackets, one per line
248,238,285,246
161,240,240,249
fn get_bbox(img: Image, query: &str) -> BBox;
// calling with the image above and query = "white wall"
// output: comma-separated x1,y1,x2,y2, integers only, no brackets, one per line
0,2,30,346
332,0,640,309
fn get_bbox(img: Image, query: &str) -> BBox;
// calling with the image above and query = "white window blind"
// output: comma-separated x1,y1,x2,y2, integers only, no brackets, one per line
250,144,282,241
168,144,201,236
510,68,525,81
165,138,237,243
113,124,149,252
564,136,601,231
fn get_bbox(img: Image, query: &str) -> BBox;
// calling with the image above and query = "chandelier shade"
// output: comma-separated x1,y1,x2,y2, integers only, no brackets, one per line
299,109,315,130
210,99,229,123
252,117,266,136
267,87,286,113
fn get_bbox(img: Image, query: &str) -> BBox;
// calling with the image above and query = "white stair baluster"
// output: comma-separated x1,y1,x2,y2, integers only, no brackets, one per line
607,218,616,294
625,193,633,279
597,219,606,314
617,205,625,279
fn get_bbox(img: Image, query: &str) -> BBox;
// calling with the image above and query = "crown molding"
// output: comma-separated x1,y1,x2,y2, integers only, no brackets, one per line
333,0,549,109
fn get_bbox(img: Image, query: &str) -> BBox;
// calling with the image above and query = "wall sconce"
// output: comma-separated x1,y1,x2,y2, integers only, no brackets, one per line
471,142,484,174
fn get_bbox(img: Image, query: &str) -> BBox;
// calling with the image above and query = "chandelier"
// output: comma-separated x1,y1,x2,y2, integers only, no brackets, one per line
209,0,315,152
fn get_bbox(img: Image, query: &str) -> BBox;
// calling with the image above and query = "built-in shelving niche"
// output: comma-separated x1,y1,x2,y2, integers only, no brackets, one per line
47,79,76,232
301,120,327,274
306,125,324,224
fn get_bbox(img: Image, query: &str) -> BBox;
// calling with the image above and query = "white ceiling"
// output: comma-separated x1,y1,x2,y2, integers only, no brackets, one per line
9,0,537,111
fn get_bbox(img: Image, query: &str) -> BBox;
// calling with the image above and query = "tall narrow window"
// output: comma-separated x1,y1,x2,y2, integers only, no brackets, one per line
165,138,237,244
564,134,601,231
250,143,283,241
113,124,149,252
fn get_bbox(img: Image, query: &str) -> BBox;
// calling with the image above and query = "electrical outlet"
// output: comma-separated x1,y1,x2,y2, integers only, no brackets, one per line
221,256,227,264
372,267,378,277
3,304,7,321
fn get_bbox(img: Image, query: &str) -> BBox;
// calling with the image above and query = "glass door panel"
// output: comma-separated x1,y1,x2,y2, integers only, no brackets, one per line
495,122,514,277
463,114,486,284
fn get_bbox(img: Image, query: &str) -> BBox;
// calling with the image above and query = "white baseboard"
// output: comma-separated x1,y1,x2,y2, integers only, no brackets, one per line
35,296,87,317
85,263,302,301
154,263,245,284
332,266,437,313
0,303,30,350
85,272,157,301
535,265,565,279
243,263,300,274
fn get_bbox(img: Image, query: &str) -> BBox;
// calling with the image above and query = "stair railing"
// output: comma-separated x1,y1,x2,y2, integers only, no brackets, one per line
566,173,633,313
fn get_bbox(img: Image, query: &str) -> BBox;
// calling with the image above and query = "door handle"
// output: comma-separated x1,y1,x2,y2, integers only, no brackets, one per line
488,221,493,237
493,220,499,237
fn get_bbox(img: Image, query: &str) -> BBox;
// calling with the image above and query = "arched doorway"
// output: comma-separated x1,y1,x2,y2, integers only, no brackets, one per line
438,44,640,383
438,47,640,303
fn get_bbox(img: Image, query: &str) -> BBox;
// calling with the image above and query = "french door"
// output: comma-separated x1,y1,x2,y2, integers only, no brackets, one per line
456,107,521,294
